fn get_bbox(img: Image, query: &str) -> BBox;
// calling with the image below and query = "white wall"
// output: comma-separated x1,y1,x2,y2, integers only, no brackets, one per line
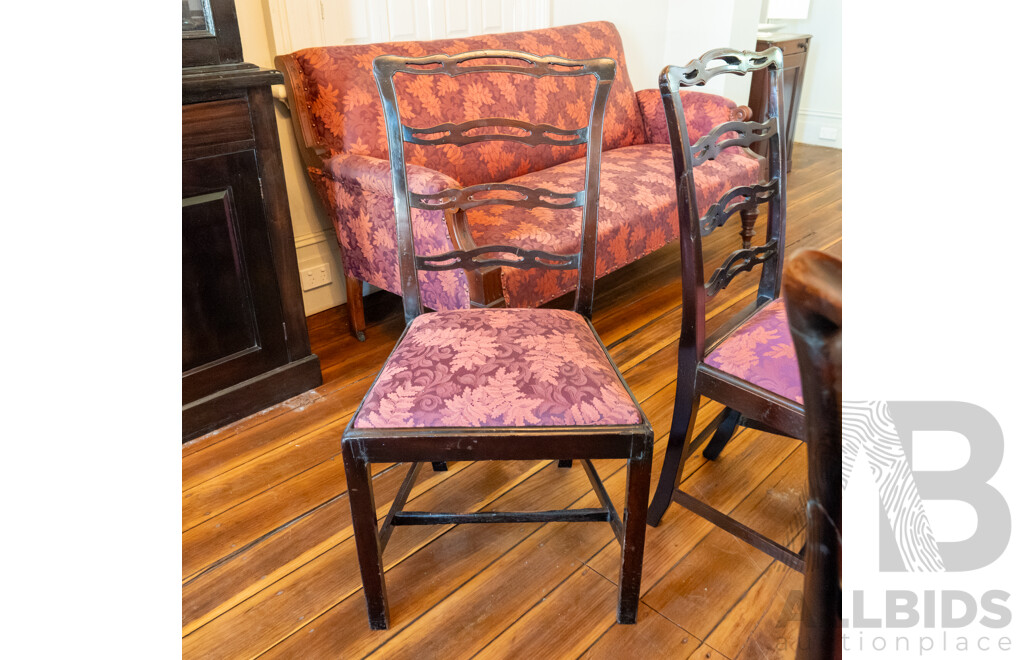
770,0,842,147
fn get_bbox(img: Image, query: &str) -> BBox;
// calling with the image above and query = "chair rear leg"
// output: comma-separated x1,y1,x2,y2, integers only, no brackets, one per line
431,461,448,471
647,382,699,527
558,460,573,468
702,407,741,460
345,275,367,342
342,441,389,629
617,433,653,624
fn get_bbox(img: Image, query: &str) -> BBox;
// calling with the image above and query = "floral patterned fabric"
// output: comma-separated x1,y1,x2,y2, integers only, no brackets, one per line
469,143,760,308
313,142,759,310
287,22,762,310
310,158,471,312
292,22,646,187
704,298,803,404
637,89,742,148
353,308,642,428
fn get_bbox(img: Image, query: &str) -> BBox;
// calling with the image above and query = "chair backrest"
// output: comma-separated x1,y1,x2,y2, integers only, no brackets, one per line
660,47,785,355
373,50,616,323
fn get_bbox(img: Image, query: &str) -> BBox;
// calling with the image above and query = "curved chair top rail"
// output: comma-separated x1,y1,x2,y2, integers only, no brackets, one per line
372,50,617,81
372,49,617,323
663,47,783,89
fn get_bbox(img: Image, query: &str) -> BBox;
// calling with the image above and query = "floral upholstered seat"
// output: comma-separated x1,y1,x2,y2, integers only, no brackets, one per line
353,308,642,428
704,298,802,404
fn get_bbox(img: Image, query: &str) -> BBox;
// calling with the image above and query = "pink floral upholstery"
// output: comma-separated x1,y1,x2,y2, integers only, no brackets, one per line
293,22,645,186
469,144,759,307
311,156,471,312
637,89,742,149
283,22,763,310
704,298,803,404
353,308,641,428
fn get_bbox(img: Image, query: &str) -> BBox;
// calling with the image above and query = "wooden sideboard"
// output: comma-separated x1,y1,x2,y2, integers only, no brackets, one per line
748,33,811,173
182,4,321,441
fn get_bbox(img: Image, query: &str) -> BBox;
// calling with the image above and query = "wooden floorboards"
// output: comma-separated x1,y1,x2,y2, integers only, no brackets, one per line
182,143,841,659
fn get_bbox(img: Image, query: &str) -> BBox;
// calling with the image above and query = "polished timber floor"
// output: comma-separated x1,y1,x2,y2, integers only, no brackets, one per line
183,144,841,659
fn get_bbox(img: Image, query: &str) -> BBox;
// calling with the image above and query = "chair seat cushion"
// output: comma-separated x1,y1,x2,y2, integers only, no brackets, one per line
704,298,803,404
353,308,642,428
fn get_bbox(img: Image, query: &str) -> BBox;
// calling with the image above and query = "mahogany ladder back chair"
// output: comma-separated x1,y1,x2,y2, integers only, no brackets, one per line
341,50,654,630
784,249,842,660
646,48,807,571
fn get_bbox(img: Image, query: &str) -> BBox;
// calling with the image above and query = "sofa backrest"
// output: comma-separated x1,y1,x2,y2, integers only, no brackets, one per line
289,22,646,186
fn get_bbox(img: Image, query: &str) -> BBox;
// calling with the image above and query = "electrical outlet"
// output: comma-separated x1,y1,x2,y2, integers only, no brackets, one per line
818,127,839,141
300,263,332,291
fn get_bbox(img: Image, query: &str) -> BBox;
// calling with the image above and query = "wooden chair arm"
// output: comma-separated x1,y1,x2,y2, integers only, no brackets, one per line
274,53,331,170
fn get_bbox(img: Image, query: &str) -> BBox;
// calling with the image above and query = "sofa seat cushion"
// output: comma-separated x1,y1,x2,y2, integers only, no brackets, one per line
704,298,803,404
353,308,642,428
467,143,761,308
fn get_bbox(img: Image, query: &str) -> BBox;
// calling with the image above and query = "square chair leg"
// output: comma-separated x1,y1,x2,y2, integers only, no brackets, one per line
617,435,653,623
342,441,389,629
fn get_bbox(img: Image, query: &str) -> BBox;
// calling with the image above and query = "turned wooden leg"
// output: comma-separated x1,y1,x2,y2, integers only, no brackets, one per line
342,440,389,629
345,275,367,342
739,207,758,249
617,433,652,624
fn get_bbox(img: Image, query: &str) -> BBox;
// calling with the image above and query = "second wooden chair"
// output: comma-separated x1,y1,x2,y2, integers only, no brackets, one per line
646,47,806,573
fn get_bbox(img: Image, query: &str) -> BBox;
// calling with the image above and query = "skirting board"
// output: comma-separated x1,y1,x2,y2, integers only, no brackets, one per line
793,109,842,149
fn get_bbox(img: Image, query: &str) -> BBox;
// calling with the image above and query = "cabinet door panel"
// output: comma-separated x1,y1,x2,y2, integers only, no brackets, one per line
182,149,288,404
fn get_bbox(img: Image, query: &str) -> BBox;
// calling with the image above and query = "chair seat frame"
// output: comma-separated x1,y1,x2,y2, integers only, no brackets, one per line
343,50,653,630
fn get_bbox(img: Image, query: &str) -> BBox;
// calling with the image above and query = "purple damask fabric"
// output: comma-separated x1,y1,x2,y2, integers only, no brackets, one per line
353,308,642,428
704,298,803,404
311,158,471,312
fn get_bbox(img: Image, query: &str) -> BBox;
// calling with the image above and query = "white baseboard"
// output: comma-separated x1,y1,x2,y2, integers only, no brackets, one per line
793,109,842,149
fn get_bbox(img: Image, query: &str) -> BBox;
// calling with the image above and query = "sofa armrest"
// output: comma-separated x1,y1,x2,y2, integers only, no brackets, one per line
636,88,752,146
321,151,478,254
322,151,460,199
275,53,331,170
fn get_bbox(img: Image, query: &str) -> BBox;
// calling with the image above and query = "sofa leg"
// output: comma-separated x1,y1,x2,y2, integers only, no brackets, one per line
739,207,758,249
345,275,367,342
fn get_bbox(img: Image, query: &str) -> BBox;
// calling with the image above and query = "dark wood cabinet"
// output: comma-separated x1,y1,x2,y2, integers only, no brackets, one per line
748,33,811,173
183,53,321,441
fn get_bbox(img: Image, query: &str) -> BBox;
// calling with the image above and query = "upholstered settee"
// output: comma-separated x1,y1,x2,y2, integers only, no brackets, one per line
276,21,760,339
